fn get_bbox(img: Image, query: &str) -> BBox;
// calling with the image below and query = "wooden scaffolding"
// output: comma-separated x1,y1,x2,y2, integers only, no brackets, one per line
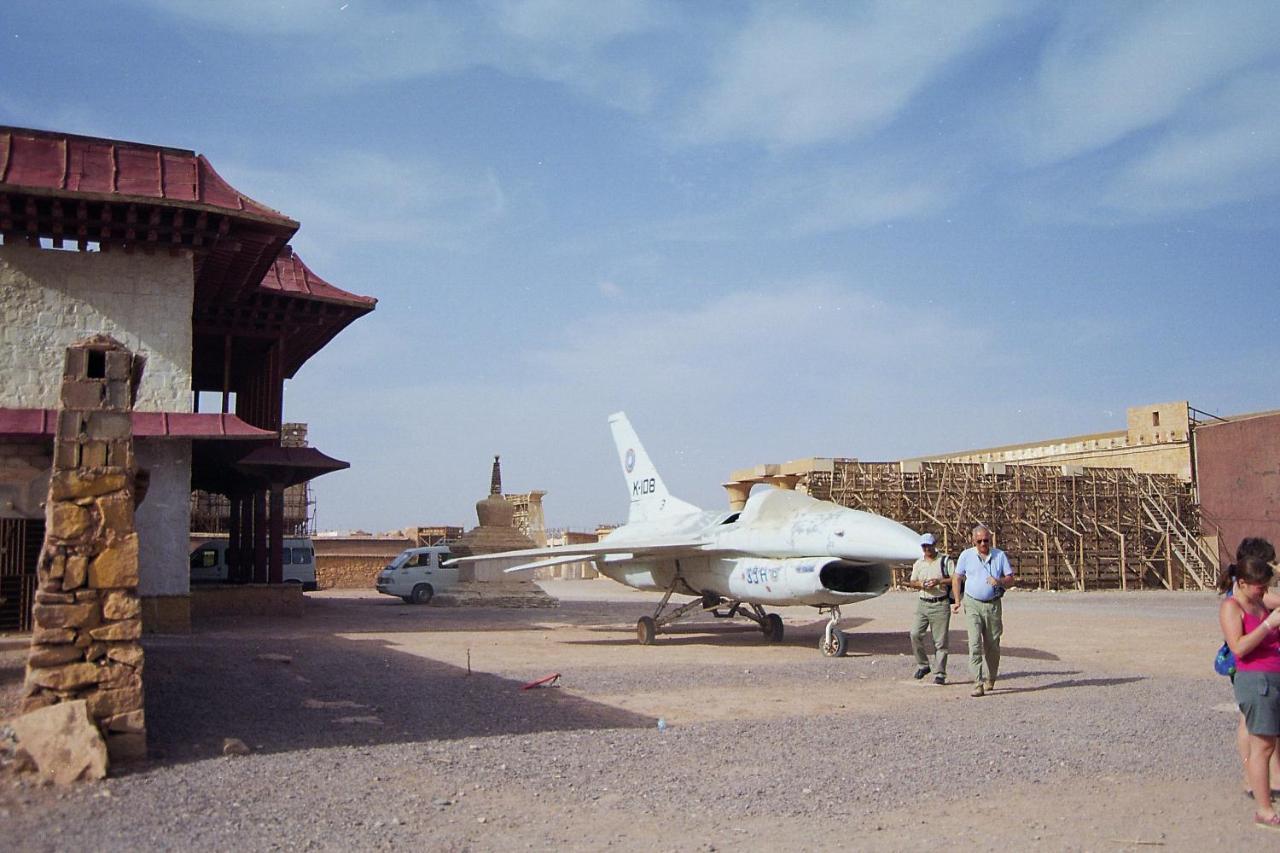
796,460,1217,591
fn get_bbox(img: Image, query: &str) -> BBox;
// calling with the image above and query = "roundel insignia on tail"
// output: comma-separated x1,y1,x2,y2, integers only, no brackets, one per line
625,448,636,473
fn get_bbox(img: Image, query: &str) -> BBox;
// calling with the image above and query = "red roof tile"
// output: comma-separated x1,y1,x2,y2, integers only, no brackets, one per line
0,127,294,225
0,408,274,440
263,246,377,309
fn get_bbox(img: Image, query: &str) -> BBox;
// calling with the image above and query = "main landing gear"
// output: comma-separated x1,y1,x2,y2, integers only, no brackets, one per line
635,585,786,646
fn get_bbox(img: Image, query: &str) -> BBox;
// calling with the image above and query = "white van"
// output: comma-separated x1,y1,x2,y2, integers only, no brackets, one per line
375,546,458,604
190,537,317,591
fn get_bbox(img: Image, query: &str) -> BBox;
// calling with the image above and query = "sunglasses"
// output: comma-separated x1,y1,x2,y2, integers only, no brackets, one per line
975,538,991,544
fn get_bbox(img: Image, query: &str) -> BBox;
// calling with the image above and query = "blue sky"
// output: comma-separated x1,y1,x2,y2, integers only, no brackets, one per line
5,1,1280,532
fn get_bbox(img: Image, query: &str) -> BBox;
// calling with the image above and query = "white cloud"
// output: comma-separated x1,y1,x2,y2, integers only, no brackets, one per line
132,0,671,111
526,279,959,407
493,0,665,49
218,150,508,258
684,1,1020,148
1007,63,1280,221
768,164,954,234
129,0,352,35
1019,2,1280,165
1100,69,1280,215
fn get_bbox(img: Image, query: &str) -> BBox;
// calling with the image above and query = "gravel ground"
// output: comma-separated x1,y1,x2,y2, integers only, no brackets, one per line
0,584,1261,851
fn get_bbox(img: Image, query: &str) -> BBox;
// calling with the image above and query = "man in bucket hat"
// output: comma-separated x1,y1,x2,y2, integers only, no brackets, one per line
908,532,952,685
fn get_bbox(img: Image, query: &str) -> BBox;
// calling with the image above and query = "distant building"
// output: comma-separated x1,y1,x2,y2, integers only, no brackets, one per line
725,402,1280,591
539,529,602,579
903,401,1199,480
506,490,547,547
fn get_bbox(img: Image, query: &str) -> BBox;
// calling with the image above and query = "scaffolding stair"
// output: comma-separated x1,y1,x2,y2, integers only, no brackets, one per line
1138,481,1216,590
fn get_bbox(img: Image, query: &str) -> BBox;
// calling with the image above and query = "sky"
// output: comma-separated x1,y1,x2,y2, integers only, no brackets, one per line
5,1,1280,533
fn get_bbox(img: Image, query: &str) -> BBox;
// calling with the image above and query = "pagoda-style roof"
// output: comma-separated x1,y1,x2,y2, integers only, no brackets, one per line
192,246,377,383
0,126,297,305
0,126,377,382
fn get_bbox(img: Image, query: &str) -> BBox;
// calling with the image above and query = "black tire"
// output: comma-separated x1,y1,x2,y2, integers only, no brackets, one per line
820,628,848,658
401,595,414,604
763,613,784,643
636,616,656,645
410,583,434,605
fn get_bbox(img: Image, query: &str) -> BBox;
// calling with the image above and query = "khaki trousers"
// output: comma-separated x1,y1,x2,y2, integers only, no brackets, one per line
963,596,1003,684
909,598,950,674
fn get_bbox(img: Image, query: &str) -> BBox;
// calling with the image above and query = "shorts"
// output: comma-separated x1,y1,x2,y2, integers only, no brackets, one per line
1233,670,1280,736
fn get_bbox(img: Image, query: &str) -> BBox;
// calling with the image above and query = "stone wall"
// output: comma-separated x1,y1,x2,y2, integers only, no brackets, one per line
316,554,389,590
191,585,303,619
0,242,193,412
23,337,148,765
314,536,408,589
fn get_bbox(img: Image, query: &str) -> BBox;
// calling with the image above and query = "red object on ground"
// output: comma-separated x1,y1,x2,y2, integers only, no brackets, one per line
520,673,561,690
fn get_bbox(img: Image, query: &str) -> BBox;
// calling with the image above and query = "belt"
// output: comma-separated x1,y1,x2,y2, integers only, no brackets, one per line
920,595,949,603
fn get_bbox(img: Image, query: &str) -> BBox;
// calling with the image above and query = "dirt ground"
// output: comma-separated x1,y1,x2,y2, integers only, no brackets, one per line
0,582,1264,851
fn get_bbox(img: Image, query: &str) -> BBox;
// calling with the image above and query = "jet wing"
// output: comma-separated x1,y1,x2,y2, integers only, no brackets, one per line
444,538,709,567
501,554,600,573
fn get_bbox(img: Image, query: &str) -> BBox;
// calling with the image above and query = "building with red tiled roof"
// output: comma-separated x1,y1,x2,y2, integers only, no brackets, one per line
0,126,376,631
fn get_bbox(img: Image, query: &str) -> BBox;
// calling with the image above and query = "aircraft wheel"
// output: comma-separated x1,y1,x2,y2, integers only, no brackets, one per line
820,629,848,658
762,613,784,643
410,583,434,605
636,616,657,645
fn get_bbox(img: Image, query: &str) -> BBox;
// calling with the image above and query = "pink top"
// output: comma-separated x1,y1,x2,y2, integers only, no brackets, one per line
1237,607,1280,673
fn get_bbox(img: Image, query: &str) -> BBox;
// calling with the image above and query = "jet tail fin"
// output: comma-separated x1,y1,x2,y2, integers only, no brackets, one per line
609,412,701,523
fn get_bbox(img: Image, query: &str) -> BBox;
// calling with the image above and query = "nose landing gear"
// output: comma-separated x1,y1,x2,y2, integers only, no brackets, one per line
819,606,847,657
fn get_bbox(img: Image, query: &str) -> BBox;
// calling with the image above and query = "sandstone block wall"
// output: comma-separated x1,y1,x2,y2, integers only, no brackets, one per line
23,338,148,765
0,242,194,412
316,555,388,589
191,585,303,618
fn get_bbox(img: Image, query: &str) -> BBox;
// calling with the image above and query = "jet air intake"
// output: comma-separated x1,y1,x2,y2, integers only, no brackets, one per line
818,560,892,596
717,557,892,606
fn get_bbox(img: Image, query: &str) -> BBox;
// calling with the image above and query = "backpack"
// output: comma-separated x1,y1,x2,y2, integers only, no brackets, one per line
940,555,954,603
1215,642,1237,677
1217,592,1239,677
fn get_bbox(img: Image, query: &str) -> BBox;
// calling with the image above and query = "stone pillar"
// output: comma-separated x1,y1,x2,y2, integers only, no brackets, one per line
22,335,147,765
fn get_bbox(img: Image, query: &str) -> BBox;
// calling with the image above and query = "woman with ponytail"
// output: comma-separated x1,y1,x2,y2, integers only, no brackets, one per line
1224,539,1280,803
1221,554,1280,829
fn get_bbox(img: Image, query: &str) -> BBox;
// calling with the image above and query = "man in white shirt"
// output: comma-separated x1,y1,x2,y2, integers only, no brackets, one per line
950,523,1016,697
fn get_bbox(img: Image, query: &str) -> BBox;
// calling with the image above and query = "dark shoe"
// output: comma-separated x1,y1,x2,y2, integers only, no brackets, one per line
934,673,946,685
913,666,931,680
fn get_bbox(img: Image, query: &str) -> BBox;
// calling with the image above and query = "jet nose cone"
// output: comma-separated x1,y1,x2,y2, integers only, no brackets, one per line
835,511,922,563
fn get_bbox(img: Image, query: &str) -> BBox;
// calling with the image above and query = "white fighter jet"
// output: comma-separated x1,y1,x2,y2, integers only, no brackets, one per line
449,413,921,656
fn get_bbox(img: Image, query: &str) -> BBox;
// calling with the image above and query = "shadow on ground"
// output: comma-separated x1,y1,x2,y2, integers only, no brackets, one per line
994,676,1144,695
561,620,1061,663
143,625,655,771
